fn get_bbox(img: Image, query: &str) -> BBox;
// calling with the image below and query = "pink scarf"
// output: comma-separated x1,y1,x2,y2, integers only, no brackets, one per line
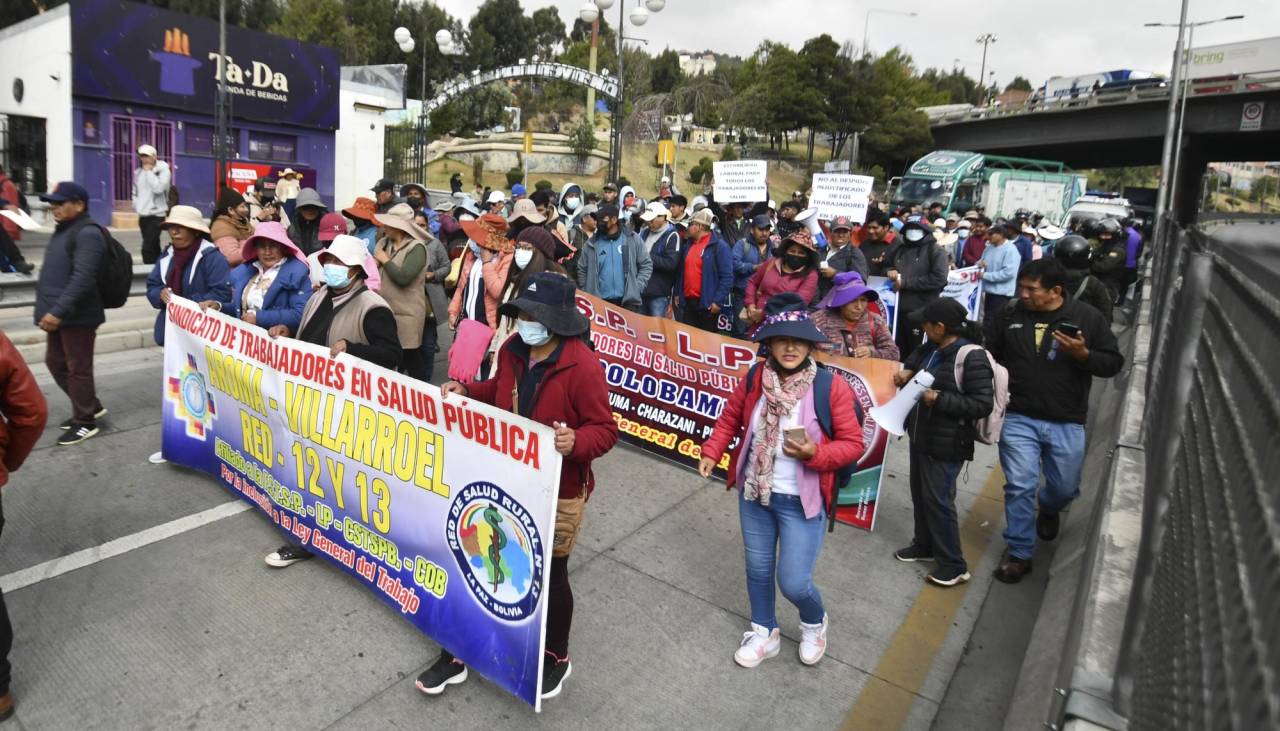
742,359,817,506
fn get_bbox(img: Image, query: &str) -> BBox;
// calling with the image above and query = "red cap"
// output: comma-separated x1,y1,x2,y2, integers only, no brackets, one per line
317,212,347,242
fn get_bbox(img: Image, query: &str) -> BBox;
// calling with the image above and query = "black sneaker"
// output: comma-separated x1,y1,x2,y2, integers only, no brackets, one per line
264,545,313,568
1037,511,1061,541
541,656,572,699
415,654,468,695
57,424,99,445
926,566,972,587
59,407,107,430
894,544,935,563
12,260,33,275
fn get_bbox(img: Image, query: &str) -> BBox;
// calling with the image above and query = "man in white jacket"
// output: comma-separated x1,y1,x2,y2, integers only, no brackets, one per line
132,144,171,264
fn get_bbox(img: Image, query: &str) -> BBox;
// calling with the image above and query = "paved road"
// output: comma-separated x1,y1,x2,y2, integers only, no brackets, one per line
0,346,1024,730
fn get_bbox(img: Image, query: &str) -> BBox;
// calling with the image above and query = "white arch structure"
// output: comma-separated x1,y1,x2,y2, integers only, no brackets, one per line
423,62,620,116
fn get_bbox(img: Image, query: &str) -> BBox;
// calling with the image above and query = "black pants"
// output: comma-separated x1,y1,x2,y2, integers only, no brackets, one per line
681,305,724,334
139,215,165,265
0,227,25,269
983,293,1012,338
908,440,966,573
439,556,573,664
0,498,12,695
416,317,439,383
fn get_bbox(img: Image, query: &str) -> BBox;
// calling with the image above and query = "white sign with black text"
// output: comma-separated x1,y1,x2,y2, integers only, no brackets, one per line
712,161,768,203
810,173,875,223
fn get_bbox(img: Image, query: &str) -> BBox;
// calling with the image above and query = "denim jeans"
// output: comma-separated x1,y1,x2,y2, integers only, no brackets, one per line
739,491,826,629
998,412,1087,560
642,296,670,318
729,289,747,338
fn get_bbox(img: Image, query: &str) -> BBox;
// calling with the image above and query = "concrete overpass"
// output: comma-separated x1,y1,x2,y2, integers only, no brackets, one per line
929,82,1280,222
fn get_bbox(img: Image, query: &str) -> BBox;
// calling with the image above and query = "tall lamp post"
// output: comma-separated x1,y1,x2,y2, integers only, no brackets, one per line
976,33,997,105
394,25,460,182
862,9,917,58
579,0,666,184
1144,14,1244,230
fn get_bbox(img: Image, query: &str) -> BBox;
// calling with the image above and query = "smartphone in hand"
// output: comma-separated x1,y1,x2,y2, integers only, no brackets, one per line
784,427,807,443
1057,322,1081,338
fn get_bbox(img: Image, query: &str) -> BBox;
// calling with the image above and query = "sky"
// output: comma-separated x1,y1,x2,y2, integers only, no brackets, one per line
431,0,1278,89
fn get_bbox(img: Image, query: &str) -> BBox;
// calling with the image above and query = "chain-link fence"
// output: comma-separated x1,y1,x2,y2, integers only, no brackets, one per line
1114,218,1280,730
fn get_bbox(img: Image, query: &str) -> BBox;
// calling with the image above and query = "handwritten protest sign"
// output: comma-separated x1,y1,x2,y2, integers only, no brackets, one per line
810,174,875,223
713,160,768,202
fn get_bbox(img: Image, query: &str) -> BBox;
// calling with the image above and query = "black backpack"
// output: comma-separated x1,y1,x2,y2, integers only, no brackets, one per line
69,219,134,308
166,184,180,210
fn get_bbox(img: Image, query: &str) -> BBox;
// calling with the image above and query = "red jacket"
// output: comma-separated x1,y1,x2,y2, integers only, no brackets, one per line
961,233,987,267
745,259,819,310
0,176,21,240
467,335,619,499
0,331,48,487
700,364,864,510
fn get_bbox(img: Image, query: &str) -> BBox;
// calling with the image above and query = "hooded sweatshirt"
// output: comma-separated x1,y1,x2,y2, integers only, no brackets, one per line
288,188,328,255
887,222,949,311
558,182,584,225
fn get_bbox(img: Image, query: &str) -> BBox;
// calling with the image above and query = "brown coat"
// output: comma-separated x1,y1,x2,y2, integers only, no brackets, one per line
210,214,254,267
0,331,48,487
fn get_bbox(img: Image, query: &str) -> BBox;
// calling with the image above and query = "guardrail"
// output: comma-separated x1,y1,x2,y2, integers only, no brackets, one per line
930,72,1280,126
0,266,153,310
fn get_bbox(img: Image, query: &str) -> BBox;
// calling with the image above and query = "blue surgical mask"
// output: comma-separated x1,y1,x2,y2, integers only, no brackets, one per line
322,263,352,289
516,319,551,346
513,249,534,269
957,229,970,239
468,241,483,257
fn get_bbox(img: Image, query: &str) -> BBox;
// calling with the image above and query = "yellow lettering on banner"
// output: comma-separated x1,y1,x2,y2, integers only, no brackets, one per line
414,428,449,498
204,345,266,414
240,410,273,465
352,404,377,465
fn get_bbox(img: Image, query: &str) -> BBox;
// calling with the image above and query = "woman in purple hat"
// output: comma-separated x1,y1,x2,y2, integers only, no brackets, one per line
810,271,899,360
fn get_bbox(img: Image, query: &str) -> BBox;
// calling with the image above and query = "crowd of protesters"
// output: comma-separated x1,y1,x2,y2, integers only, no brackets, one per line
14,148,1133,707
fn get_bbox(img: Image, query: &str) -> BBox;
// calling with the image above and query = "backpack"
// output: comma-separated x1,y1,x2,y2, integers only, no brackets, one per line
953,344,1009,444
744,362,864,531
69,219,134,308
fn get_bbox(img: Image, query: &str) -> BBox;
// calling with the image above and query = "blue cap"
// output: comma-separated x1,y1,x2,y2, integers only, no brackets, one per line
751,213,773,229
511,183,527,197
40,181,89,203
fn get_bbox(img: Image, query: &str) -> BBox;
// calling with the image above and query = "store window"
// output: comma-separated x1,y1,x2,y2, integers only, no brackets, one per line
0,114,47,195
248,131,296,162
184,124,239,156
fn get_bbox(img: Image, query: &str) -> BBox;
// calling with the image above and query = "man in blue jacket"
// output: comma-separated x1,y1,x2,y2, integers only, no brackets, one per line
675,209,733,334
33,182,108,446
638,202,681,318
730,214,775,336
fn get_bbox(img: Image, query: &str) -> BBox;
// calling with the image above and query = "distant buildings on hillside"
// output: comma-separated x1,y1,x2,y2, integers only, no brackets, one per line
678,52,717,76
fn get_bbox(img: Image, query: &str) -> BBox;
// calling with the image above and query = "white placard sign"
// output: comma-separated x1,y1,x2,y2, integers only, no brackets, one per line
810,173,875,222
712,160,768,203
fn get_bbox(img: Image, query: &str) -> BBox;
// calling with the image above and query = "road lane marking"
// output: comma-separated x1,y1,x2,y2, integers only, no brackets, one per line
0,501,250,594
840,466,1007,730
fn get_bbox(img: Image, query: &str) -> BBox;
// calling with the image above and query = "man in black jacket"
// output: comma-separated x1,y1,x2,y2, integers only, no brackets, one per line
894,299,994,587
34,182,108,446
987,258,1123,583
887,215,949,361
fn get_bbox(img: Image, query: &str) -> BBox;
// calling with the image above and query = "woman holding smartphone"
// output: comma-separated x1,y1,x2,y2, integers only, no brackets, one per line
699,293,864,669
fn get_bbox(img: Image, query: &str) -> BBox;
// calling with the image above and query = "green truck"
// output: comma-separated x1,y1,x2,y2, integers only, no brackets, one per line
889,151,1088,223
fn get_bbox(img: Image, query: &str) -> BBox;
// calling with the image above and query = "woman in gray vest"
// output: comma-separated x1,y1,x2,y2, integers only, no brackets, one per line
373,203,431,382
265,233,400,569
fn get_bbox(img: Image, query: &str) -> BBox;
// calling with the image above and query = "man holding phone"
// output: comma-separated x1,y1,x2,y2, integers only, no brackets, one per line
986,258,1123,584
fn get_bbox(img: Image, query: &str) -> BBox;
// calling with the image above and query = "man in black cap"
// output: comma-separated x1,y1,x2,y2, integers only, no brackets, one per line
601,182,619,206
372,178,398,214
576,202,652,312
422,272,619,701
34,182,109,446
817,216,869,300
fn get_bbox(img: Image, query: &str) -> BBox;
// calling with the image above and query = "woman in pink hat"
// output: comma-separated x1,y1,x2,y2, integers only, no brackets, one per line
810,271,899,360
225,221,313,336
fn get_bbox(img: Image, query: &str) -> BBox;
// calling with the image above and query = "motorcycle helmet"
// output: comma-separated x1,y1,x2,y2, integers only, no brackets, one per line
1096,217,1123,240
1053,235,1093,270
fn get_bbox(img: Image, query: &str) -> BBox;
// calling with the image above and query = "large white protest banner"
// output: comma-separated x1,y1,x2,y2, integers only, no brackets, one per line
713,160,768,202
810,174,875,223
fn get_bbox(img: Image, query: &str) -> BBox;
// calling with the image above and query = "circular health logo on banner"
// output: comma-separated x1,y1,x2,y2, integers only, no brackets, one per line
447,481,544,622
823,365,879,465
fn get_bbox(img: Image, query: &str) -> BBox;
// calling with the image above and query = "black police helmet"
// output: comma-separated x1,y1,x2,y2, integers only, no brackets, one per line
1096,217,1123,238
1053,235,1093,270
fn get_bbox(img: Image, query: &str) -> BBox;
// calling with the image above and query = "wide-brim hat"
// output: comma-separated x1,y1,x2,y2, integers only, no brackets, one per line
460,213,513,253
752,293,828,344
160,205,210,236
317,234,368,269
498,271,590,337
937,232,959,248
400,182,428,198
278,168,299,178
374,202,431,242
1038,223,1066,240
343,196,378,223
507,198,546,225
240,221,306,264
818,271,878,310
781,226,818,252
453,197,481,218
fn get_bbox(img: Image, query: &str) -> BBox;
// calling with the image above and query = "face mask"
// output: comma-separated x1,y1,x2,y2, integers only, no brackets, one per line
904,229,926,243
958,229,970,239
513,249,534,269
468,241,483,257
565,197,580,211
322,263,352,289
516,319,551,346
783,252,809,269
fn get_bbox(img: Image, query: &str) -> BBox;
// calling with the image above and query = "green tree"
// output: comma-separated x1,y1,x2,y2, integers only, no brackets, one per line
568,119,597,171
430,84,515,136
1005,75,1034,93
651,49,683,93
467,0,535,69
530,6,566,60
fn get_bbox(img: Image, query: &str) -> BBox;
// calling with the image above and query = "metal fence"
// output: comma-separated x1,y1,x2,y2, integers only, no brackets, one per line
1112,218,1280,730
384,122,430,186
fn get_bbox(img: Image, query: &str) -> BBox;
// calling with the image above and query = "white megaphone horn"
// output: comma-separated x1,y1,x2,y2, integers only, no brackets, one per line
869,370,935,437
795,206,828,247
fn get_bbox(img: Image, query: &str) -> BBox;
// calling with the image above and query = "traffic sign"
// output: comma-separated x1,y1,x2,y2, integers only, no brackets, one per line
1240,102,1264,131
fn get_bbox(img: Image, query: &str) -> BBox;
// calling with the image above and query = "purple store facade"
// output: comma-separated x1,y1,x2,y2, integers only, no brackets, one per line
0,0,339,224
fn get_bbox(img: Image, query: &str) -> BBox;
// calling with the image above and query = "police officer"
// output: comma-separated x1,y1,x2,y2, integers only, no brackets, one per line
1089,218,1126,303
1053,235,1113,324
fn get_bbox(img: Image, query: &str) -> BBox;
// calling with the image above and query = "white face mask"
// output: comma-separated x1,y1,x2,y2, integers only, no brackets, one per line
564,197,580,211
904,229,926,243
513,249,534,269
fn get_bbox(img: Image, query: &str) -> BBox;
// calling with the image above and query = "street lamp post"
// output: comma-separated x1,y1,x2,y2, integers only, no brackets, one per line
394,25,461,183
1145,14,1244,231
862,9,918,58
976,33,997,105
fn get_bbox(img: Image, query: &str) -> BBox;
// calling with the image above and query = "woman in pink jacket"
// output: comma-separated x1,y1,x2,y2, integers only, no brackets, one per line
743,228,820,332
446,213,513,380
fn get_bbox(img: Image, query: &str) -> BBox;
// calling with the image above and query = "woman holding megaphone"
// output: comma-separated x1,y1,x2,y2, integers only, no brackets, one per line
890,298,994,588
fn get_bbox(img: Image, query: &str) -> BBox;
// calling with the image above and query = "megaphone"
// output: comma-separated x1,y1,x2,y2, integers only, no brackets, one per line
869,371,935,437
795,207,828,248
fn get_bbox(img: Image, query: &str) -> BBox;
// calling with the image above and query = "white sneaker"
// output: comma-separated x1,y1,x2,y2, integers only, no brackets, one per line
799,614,828,665
734,623,781,668
148,451,168,465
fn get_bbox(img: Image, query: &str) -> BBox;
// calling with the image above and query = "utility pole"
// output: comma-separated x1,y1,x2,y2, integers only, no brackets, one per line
608,1,625,184
1150,0,1191,250
976,33,997,105
214,0,229,196
587,19,599,128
